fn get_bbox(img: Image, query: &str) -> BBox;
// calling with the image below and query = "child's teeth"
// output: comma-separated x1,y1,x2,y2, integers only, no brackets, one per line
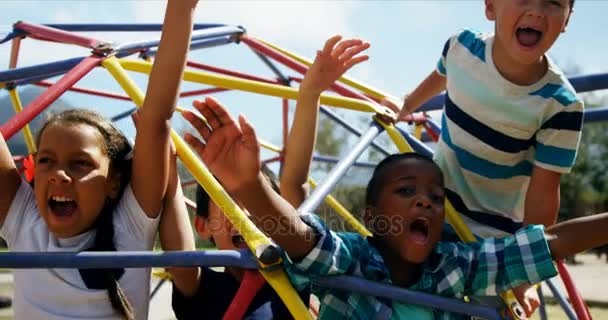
52,196,72,202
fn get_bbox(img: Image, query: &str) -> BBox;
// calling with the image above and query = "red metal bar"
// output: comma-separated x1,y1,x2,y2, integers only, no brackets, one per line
262,156,282,164
9,37,22,69
241,35,375,104
179,87,231,98
186,61,279,85
12,155,25,163
223,271,266,320
423,122,439,142
14,22,105,50
34,81,132,101
556,260,592,320
181,179,198,189
1,56,102,140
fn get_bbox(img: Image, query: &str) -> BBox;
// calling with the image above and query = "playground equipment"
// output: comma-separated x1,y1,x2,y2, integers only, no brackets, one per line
2,22,608,319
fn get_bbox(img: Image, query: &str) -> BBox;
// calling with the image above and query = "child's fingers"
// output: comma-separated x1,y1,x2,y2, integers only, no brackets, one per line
182,111,212,142
322,35,342,55
193,99,222,131
339,42,370,63
184,133,206,158
238,114,258,149
204,96,238,129
343,55,369,71
331,39,364,59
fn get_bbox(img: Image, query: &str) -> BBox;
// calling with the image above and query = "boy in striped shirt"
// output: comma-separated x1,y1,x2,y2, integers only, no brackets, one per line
383,0,582,315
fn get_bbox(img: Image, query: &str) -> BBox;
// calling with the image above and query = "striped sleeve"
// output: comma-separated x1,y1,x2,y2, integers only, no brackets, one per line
436,37,450,76
534,92,584,173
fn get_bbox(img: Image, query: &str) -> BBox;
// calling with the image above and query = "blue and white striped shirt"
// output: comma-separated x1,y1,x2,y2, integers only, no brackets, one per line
435,29,583,237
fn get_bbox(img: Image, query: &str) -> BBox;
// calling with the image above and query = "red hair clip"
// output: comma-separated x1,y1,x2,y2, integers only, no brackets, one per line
23,154,35,183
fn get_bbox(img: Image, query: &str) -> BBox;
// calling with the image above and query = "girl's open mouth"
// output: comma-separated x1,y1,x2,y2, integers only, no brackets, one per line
48,196,77,218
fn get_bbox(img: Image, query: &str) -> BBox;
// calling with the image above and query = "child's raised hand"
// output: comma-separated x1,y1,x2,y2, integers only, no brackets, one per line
300,35,370,96
183,97,260,193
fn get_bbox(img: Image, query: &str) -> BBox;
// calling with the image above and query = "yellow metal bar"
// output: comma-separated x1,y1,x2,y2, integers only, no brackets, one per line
102,56,312,320
308,178,372,237
8,89,36,154
414,124,423,141
258,138,284,154
257,37,391,101
119,59,393,117
374,117,524,319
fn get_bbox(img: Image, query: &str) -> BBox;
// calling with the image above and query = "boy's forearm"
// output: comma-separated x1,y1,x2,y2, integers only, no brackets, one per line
0,134,21,225
524,168,561,227
547,212,608,260
280,90,320,207
403,70,446,114
236,173,317,259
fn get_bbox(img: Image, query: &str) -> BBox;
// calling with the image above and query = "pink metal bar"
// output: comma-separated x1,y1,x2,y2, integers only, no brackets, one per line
183,197,196,210
186,61,279,85
556,260,592,320
1,56,103,140
179,87,231,98
241,35,375,104
34,81,132,101
14,22,105,50
9,37,22,69
181,179,198,188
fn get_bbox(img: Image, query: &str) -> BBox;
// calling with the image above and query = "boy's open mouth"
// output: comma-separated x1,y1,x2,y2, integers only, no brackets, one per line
231,235,247,248
48,196,77,218
516,27,542,47
409,218,429,245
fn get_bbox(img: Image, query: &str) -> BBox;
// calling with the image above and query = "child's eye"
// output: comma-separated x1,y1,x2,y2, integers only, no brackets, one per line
397,187,416,196
430,194,444,204
36,157,50,164
548,0,563,7
72,160,93,168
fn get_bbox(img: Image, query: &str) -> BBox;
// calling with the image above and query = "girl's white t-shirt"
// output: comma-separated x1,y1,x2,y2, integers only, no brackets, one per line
0,181,160,320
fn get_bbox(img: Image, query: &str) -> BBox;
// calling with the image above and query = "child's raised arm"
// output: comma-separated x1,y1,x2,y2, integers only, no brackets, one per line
381,70,446,122
281,35,369,207
0,135,21,225
131,0,197,218
547,212,608,260
183,97,317,259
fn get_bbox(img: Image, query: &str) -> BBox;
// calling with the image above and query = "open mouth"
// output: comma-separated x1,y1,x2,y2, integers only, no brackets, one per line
231,235,247,248
516,27,542,48
48,196,77,218
409,218,429,244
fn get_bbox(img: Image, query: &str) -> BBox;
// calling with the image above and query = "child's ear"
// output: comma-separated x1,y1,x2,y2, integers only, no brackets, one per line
562,12,571,33
485,0,496,21
194,216,211,240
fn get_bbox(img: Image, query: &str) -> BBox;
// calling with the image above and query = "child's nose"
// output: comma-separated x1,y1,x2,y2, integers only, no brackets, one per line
49,169,71,184
526,2,545,18
415,197,432,209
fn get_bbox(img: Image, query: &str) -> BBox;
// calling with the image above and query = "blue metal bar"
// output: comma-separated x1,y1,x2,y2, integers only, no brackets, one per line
313,154,377,169
0,56,86,83
14,70,69,87
320,106,391,156
144,36,236,57
299,122,383,213
538,285,548,320
395,126,434,158
315,276,501,320
252,50,291,85
0,30,24,44
114,26,244,53
0,249,259,269
570,73,608,93
110,108,137,122
43,23,227,32
584,106,608,123
546,278,577,320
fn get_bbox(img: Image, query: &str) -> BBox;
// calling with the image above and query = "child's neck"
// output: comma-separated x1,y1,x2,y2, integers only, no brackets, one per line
492,40,548,86
376,243,423,287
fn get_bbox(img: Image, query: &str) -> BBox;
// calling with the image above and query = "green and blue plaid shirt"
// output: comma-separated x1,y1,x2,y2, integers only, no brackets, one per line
284,214,557,320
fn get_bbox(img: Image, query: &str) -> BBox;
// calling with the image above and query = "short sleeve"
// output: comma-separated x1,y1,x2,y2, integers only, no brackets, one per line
436,37,451,76
0,180,38,246
534,98,584,173
282,214,365,289
113,184,161,250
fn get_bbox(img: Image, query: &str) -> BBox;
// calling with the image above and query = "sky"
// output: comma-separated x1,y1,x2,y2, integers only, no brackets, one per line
1,0,607,169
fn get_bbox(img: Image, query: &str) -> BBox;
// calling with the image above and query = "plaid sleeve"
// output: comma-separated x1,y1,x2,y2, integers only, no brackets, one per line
534,98,584,173
434,225,557,297
282,214,365,287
